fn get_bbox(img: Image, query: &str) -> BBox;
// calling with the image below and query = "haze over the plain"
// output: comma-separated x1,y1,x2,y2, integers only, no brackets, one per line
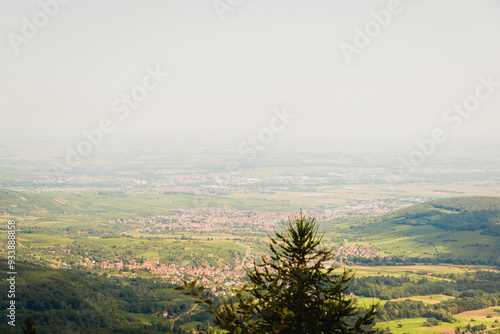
1,0,499,140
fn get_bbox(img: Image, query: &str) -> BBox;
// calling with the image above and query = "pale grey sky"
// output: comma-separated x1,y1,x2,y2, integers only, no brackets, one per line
1,0,499,138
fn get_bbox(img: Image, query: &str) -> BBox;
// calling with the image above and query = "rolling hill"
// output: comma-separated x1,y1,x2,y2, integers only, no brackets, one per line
361,196,500,265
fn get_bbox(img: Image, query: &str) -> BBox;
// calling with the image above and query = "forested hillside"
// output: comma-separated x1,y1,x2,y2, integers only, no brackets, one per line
0,262,207,333
360,197,500,265
384,196,500,234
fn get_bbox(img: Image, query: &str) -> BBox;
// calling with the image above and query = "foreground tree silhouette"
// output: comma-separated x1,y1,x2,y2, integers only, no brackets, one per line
173,211,378,333
20,315,37,334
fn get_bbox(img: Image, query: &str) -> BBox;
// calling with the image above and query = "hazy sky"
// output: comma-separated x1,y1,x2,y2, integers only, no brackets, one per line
1,0,499,138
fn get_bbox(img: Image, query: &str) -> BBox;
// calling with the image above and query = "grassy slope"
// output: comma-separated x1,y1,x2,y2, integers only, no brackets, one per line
360,196,500,264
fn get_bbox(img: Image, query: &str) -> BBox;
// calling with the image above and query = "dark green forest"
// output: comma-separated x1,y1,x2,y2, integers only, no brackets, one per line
0,262,213,333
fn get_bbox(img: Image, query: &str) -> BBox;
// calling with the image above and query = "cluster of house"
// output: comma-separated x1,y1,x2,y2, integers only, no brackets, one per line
114,208,293,233
109,204,395,235
159,263,248,296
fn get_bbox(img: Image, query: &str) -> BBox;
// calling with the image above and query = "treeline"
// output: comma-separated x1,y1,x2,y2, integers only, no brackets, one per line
377,299,449,322
351,271,500,300
351,275,452,300
350,254,499,266
376,290,499,322
349,271,500,323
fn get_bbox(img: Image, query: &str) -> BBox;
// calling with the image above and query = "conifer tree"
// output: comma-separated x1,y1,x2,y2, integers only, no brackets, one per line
174,210,378,333
20,315,37,334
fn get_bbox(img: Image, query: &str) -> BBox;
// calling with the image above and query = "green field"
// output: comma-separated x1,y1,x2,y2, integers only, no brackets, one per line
377,317,499,334
391,294,454,304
